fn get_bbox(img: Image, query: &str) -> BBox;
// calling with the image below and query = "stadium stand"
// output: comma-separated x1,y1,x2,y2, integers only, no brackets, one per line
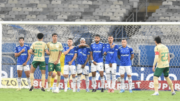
0,0,140,22
147,0,180,22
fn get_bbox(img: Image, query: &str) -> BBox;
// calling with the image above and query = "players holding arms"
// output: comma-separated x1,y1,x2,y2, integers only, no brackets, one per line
90,34,105,92
152,36,175,96
46,33,63,93
14,37,31,90
104,35,119,93
29,33,50,91
63,38,77,92
76,38,90,92
118,39,134,93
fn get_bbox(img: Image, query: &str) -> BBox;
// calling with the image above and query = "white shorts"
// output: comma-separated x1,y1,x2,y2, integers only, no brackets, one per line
105,63,117,74
77,64,89,75
91,62,104,72
17,65,30,71
64,65,76,75
119,66,132,75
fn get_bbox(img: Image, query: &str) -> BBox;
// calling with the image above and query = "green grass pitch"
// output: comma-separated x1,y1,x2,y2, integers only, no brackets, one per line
0,89,179,101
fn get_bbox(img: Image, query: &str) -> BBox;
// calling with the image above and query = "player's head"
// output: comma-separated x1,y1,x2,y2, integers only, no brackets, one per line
67,38,73,46
121,38,127,47
37,33,44,40
52,33,58,42
80,38,86,45
154,36,161,45
19,37,24,45
108,35,113,43
94,34,100,43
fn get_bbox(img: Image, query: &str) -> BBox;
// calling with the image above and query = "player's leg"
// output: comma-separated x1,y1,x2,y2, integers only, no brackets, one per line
63,65,69,92
77,64,82,92
29,61,37,91
17,65,23,90
71,65,77,92
54,64,61,93
47,63,53,91
98,63,105,92
163,67,175,95
83,66,90,92
51,71,56,87
152,67,163,95
126,66,133,93
91,63,97,92
111,63,117,93
105,64,111,92
24,65,31,88
119,66,125,93
39,62,46,92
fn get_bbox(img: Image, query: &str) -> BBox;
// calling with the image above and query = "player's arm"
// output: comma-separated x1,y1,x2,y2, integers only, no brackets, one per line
69,53,77,65
54,44,63,65
14,48,25,57
23,50,31,66
168,53,170,63
79,44,89,48
54,51,62,65
29,43,34,54
29,49,34,55
130,48,134,60
46,43,50,55
131,54,134,60
153,47,159,72
63,46,74,55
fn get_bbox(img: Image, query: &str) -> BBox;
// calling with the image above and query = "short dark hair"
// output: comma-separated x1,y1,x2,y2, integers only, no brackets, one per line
37,33,44,39
122,38,126,41
108,34,113,37
52,33,57,37
68,38,73,41
94,34,100,37
154,36,161,43
19,37,24,40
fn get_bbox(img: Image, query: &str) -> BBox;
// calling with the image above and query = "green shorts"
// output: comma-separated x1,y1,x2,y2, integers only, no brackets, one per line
48,63,61,72
32,61,46,70
154,67,169,77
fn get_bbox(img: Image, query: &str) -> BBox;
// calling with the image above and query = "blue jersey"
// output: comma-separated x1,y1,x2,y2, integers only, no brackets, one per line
76,46,90,66
90,42,104,63
104,43,119,64
64,46,77,65
118,46,134,66
14,45,30,65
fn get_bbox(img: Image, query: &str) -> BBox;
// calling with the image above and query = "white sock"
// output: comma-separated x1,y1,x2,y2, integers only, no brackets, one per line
85,76,89,89
64,77,68,89
72,77,76,89
101,76,105,89
92,77,96,89
128,77,132,90
77,75,81,89
121,78,125,90
112,74,116,90
106,73,111,89
17,77,21,88
27,78,31,87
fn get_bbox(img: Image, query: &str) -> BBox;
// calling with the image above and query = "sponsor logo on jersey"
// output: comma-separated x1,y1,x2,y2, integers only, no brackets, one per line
121,54,129,56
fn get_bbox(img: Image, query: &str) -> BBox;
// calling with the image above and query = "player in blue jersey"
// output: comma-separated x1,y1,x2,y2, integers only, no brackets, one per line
63,38,77,92
76,38,90,92
118,39,134,93
104,35,119,93
90,34,105,92
14,37,31,90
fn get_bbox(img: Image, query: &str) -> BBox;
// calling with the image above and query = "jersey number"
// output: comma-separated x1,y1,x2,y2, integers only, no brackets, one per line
34,49,42,57
161,52,168,61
